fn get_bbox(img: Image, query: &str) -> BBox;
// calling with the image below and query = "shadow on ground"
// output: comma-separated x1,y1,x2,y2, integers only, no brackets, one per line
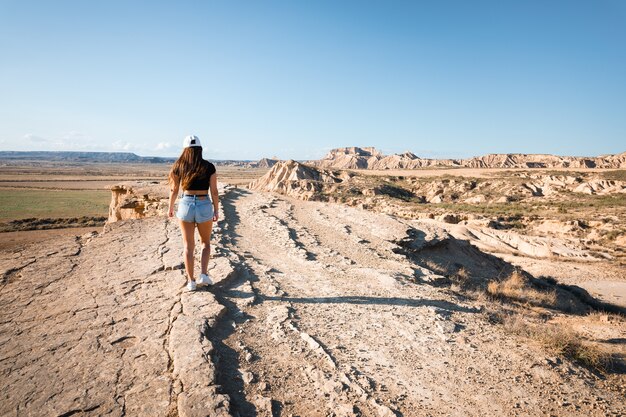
394,227,626,316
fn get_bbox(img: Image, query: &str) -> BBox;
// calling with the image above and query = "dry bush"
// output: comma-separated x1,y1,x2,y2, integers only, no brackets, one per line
455,267,469,281
501,314,611,372
487,271,557,307
585,311,625,324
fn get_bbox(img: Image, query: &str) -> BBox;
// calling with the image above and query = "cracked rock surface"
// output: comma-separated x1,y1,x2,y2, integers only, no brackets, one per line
0,212,232,416
1,186,625,416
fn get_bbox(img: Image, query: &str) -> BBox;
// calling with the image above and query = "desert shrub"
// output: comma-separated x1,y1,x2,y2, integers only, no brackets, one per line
507,221,526,230
487,271,557,307
502,314,610,372
602,230,623,241
376,183,415,201
539,276,558,285
455,267,469,281
601,170,626,181
585,311,625,324
449,267,472,290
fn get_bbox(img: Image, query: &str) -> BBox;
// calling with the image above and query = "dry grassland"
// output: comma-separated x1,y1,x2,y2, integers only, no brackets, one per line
0,162,268,248
0,189,111,222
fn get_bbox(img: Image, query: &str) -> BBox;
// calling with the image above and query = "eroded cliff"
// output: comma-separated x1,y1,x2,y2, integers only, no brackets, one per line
311,147,626,170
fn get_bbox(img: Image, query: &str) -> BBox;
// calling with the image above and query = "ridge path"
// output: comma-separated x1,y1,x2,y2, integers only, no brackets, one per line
210,189,624,417
1,187,624,416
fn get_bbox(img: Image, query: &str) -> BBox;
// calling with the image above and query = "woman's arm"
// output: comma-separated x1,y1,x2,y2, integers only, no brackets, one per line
210,173,219,221
168,175,180,218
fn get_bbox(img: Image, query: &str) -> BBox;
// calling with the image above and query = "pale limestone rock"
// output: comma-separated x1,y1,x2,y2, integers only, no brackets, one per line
240,370,255,385
248,160,345,200
254,157,279,168
252,394,273,416
0,214,231,416
108,180,231,224
108,181,169,223
309,147,626,170
430,194,444,203
464,194,487,204
573,179,626,195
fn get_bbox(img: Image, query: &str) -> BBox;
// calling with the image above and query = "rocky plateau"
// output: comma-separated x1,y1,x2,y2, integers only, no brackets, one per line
1,168,625,416
310,147,626,170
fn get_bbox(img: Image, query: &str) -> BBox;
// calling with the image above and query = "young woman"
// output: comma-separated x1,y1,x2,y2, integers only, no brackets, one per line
168,135,219,291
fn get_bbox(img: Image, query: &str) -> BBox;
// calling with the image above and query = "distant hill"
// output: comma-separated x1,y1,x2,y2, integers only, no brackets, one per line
310,147,626,170
0,151,263,166
253,157,279,168
0,151,176,163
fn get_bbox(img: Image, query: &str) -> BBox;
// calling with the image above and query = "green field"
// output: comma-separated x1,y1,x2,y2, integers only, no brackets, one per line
0,189,111,222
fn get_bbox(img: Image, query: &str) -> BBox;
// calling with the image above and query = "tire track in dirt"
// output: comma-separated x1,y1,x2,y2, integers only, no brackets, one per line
210,188,625,417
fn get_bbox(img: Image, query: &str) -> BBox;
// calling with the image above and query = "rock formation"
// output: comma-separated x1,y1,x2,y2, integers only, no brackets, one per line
313,147,383,169
249,161,625,206
248,160,350,200
108,182,231,224
108,182,169,223
311,147,626,170
463,153,597,168
246,162,626,264
324,146,383,158
253,157,279,169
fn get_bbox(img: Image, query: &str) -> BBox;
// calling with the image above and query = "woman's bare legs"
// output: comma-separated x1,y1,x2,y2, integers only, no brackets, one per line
196,220,214,274
179,220,196,282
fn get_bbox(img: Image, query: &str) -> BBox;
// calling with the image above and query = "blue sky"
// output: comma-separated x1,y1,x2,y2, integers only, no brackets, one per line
1,1,625,160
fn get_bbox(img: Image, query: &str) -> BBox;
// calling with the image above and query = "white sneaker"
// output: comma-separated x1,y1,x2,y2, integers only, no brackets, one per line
198,273,213,286
187,280,197,291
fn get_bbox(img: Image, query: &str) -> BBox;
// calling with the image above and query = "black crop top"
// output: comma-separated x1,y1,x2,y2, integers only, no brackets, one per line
174,160,216,191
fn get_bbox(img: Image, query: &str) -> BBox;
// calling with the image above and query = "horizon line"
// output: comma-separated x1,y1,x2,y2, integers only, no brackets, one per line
0,148,624,161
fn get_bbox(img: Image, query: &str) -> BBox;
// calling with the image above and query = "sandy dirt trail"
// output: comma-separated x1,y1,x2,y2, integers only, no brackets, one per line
211,189,623,417
1,186,623,416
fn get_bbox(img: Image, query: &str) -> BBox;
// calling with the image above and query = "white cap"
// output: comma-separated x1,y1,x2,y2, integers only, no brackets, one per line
183,135,202,148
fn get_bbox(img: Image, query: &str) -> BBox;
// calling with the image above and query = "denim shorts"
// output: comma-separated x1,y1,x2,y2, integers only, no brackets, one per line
176,195,214,223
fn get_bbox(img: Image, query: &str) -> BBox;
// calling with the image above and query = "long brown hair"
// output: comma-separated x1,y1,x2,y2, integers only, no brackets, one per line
169,147,208,190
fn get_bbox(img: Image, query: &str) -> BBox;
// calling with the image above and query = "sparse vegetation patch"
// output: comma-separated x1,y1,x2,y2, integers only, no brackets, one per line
500,313,612,372
0,216,107,232
487,271,558,307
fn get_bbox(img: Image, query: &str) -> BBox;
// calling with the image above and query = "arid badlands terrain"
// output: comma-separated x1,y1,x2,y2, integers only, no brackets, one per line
1,148,625,416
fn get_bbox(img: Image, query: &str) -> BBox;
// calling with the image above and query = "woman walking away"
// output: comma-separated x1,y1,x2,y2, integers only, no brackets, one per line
168,135,219,291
